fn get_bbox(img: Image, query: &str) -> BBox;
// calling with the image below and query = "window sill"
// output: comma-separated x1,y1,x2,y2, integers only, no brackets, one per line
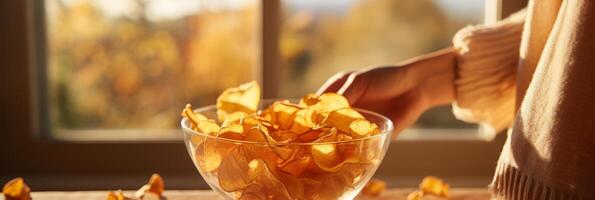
49,128,485,143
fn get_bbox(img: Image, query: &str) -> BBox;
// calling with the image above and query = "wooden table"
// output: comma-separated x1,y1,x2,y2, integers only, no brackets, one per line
16,189,490,200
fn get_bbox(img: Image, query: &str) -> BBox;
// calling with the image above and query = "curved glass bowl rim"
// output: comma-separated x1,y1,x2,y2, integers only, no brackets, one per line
180,99,394,146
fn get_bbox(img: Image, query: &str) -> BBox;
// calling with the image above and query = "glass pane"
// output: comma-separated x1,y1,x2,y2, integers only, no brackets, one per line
279,0,483,129
45,0,259,132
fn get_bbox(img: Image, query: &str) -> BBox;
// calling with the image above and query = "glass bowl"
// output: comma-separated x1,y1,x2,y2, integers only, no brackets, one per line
181,99,393,200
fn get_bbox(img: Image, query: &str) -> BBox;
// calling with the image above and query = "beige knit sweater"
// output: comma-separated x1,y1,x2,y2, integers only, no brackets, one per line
452,9,525,139
452,0,595,199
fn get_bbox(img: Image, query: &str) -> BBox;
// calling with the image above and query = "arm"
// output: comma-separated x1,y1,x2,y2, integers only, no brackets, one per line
318,10,527,136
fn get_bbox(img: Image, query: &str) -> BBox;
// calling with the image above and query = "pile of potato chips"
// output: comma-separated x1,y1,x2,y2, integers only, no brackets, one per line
1,174,164,200
182,81,386,199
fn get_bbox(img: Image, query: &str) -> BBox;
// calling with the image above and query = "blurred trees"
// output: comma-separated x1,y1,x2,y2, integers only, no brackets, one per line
47,0,478,130
48,0,257,129
280,0,465,97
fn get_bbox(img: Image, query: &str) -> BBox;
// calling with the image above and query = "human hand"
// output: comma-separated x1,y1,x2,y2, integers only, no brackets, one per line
317,48,457,134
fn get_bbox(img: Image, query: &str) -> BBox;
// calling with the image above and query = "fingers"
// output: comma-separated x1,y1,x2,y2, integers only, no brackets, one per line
316,71,353,95
318,65,412,107
315,70,369,104
338,71,370,104
319,67,428,137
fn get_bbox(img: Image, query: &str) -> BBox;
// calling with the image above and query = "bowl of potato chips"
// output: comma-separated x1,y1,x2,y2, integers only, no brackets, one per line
181,81,393,200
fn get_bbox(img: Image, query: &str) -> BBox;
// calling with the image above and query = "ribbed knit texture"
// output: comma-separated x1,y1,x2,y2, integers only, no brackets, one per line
451,10,526,139
491,161,578,200
489,134,579,200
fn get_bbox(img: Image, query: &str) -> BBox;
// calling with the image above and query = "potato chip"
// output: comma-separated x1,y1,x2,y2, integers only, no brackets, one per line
261,102,278,123
302,178,338,200
246,150,306,199
312,128,338,143
406,190,424,200
324,108,365,135
181,104,208,129
244,123,277,144
361,178,386,197
216,81,260,122
297,130,322,143
419,176,449,198
336,133,353,141
273,172,306,200
298,93,320,107
312,162,363,195
247,159,293,199
278,148,310,177
263,101,301,130
221,111,248,127
195,120,221,136
297,128,335,143
135,186,160,200
313,151,362,174
311,144,342,172
253,125,294,160
199,142,223,172
218,123,245,140
187,119,220,146
348,119,380,139
290,108,317,134
182,104,217,144
218,146,252,192
308,93,350,114
195,133,238,173
147,174,164,196
270,146,294,162
270,130,298,142
311,144,340,163
352,139,382,165
106,190,131,200
2,178,31,200
244,126,267,143
106,191,119,200
238,184,265,200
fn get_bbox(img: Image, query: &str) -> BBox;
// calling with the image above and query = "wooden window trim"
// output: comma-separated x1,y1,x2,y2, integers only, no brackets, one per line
486,0,528,23
0,0,525,190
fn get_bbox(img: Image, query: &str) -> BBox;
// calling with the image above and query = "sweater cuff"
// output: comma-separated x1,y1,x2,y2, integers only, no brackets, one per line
452,10,525,139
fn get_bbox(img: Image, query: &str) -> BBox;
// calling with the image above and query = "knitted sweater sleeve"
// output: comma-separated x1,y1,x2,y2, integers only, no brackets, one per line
451,10,526,139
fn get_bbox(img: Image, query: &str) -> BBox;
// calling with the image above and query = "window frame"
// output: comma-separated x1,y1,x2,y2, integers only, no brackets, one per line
0,0,526,190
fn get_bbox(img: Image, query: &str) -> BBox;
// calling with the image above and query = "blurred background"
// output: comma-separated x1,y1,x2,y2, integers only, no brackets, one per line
45,0,479,131
0,0,526,191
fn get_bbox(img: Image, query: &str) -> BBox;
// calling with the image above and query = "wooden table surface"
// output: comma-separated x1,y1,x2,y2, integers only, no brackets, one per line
9,189,490,200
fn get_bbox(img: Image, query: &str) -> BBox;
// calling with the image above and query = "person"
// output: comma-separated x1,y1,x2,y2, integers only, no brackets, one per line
317,0,595,199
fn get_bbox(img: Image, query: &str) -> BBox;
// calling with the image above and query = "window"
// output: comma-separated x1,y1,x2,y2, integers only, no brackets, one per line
43,0,482,140
278,0,482,135
1,0,527,190
44,0,259,140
